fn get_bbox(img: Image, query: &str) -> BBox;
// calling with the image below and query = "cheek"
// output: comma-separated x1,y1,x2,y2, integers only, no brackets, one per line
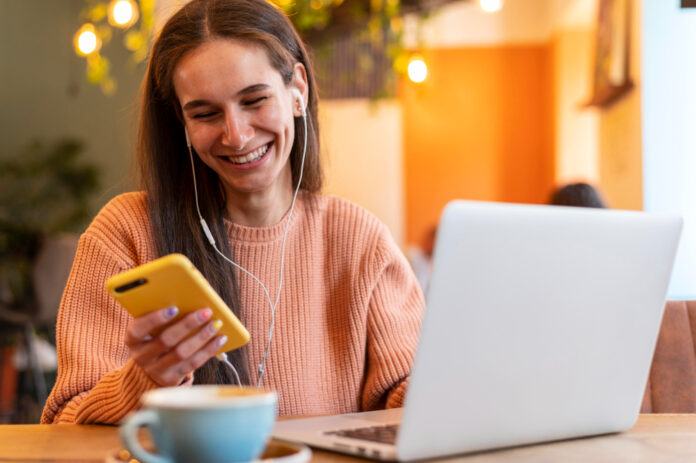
196,150,219,172
192,126,221,153
258,101,293,135
262,108,286,133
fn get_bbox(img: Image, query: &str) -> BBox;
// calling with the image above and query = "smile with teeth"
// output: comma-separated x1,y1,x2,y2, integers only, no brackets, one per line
226,143,270,164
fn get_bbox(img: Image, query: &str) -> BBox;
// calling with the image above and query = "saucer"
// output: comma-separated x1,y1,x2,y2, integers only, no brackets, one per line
255,440,312,463
106,439,312,463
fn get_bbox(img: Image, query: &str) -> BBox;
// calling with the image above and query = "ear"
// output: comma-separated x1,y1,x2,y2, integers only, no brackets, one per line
291,62,309,117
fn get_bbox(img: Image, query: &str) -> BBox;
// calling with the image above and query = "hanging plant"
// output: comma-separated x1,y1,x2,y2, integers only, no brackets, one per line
270,0,407,98
73,0,154,95
73,0,448,96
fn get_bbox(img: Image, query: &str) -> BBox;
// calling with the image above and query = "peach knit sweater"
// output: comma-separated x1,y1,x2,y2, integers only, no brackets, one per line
41,191,424,424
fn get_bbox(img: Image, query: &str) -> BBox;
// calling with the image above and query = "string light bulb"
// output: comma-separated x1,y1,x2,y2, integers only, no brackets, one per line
480,0,503,13
108,0,139,28
408,56,427,83
74,23,101,56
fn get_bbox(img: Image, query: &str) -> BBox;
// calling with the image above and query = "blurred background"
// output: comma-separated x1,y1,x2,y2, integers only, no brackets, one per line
1,0,694,423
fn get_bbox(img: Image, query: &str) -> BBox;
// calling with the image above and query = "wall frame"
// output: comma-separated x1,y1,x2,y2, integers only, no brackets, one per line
586,0,634,108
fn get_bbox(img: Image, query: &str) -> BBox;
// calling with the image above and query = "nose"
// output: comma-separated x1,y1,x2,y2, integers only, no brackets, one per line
221,110,253,151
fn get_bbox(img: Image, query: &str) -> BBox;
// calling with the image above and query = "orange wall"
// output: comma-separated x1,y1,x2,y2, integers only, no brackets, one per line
402,46,555,245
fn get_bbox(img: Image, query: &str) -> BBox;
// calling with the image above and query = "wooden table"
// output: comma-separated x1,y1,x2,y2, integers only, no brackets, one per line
2,414,696,462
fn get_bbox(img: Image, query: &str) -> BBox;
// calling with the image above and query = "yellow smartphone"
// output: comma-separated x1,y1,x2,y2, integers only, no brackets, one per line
105,253,250,354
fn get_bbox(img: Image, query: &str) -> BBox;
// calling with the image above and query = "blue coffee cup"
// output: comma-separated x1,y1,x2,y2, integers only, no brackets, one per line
120,385,277,463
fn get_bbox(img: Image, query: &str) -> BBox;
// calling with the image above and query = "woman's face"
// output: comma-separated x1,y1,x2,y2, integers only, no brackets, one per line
173,39,306,200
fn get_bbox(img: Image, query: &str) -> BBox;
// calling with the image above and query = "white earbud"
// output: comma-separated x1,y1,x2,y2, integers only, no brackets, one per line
185,127,192,148
291,88,305,117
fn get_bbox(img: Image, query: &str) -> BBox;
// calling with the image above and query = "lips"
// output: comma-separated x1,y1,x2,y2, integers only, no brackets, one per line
224,142,272,165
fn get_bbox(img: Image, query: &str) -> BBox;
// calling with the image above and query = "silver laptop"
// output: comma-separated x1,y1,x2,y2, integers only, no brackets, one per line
273,200,682,461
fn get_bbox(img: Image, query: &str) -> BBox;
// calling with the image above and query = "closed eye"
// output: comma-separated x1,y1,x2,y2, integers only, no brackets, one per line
192,111,218,119
244,96,267,106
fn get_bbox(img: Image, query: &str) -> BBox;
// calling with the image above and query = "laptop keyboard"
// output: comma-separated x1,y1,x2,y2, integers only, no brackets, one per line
325,424,399,445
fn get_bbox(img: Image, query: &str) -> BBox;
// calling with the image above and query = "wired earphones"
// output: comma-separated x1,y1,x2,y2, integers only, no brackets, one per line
186,88,307,388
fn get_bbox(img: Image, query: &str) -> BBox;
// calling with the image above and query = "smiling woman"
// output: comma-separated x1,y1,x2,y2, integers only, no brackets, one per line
41,0,424,425
174,39,306,222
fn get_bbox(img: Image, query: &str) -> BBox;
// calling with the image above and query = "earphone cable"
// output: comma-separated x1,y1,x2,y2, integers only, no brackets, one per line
187,105,308,388
216,352,242,385
258,110,307,387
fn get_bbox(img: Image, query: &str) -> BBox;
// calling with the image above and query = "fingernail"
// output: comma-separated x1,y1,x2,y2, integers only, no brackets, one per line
217,335,228,346
199,308,212,321
165,307,178,318
209,320,223,333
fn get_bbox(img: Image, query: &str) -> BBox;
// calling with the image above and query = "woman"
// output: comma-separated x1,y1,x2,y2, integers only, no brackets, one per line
42,0,423,424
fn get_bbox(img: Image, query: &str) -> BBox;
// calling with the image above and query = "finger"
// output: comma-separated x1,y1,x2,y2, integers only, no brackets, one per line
125,306,179,346
150,319,223,372
188,335,228,371
151,308,213,353
129,337,165,366
130,308,213,364
158,334,228,386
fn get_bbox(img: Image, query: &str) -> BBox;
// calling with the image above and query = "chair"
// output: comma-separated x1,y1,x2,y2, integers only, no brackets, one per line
641,300,696,413
31,233,79,327
0,233,78,418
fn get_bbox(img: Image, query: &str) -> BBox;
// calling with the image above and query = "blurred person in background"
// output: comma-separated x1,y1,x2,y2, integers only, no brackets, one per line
549,182,608,209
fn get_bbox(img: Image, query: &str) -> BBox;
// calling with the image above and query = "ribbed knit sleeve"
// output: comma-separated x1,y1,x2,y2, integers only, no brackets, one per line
41,193,163,424
360,223,423,410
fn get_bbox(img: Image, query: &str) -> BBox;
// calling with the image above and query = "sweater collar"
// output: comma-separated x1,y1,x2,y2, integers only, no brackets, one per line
223,190,307,243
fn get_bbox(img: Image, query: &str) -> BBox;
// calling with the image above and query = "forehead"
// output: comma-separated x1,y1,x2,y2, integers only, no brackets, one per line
173,38,283,102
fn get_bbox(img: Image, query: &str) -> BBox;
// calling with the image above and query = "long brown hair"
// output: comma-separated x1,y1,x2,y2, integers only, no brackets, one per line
137,0,322,384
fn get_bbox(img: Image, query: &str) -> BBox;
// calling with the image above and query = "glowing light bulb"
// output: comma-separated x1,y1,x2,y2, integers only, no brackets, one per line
408,57,427,83
79,31,97,54
113,1,133,24
480,0,503,13
108,0,139,28
74,24,101,56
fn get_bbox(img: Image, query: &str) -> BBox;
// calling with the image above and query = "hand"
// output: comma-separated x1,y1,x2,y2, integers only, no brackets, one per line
126,307,228,386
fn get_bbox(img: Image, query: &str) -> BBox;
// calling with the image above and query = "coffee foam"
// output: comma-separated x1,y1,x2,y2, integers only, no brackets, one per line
144,385,277,409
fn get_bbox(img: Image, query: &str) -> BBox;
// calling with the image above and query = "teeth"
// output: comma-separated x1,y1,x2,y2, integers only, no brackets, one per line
228,144,269,164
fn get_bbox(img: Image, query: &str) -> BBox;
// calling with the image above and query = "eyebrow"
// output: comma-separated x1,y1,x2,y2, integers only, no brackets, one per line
181,83,271,111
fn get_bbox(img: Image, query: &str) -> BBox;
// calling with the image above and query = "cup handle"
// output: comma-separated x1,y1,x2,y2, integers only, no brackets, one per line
119,410,171,463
